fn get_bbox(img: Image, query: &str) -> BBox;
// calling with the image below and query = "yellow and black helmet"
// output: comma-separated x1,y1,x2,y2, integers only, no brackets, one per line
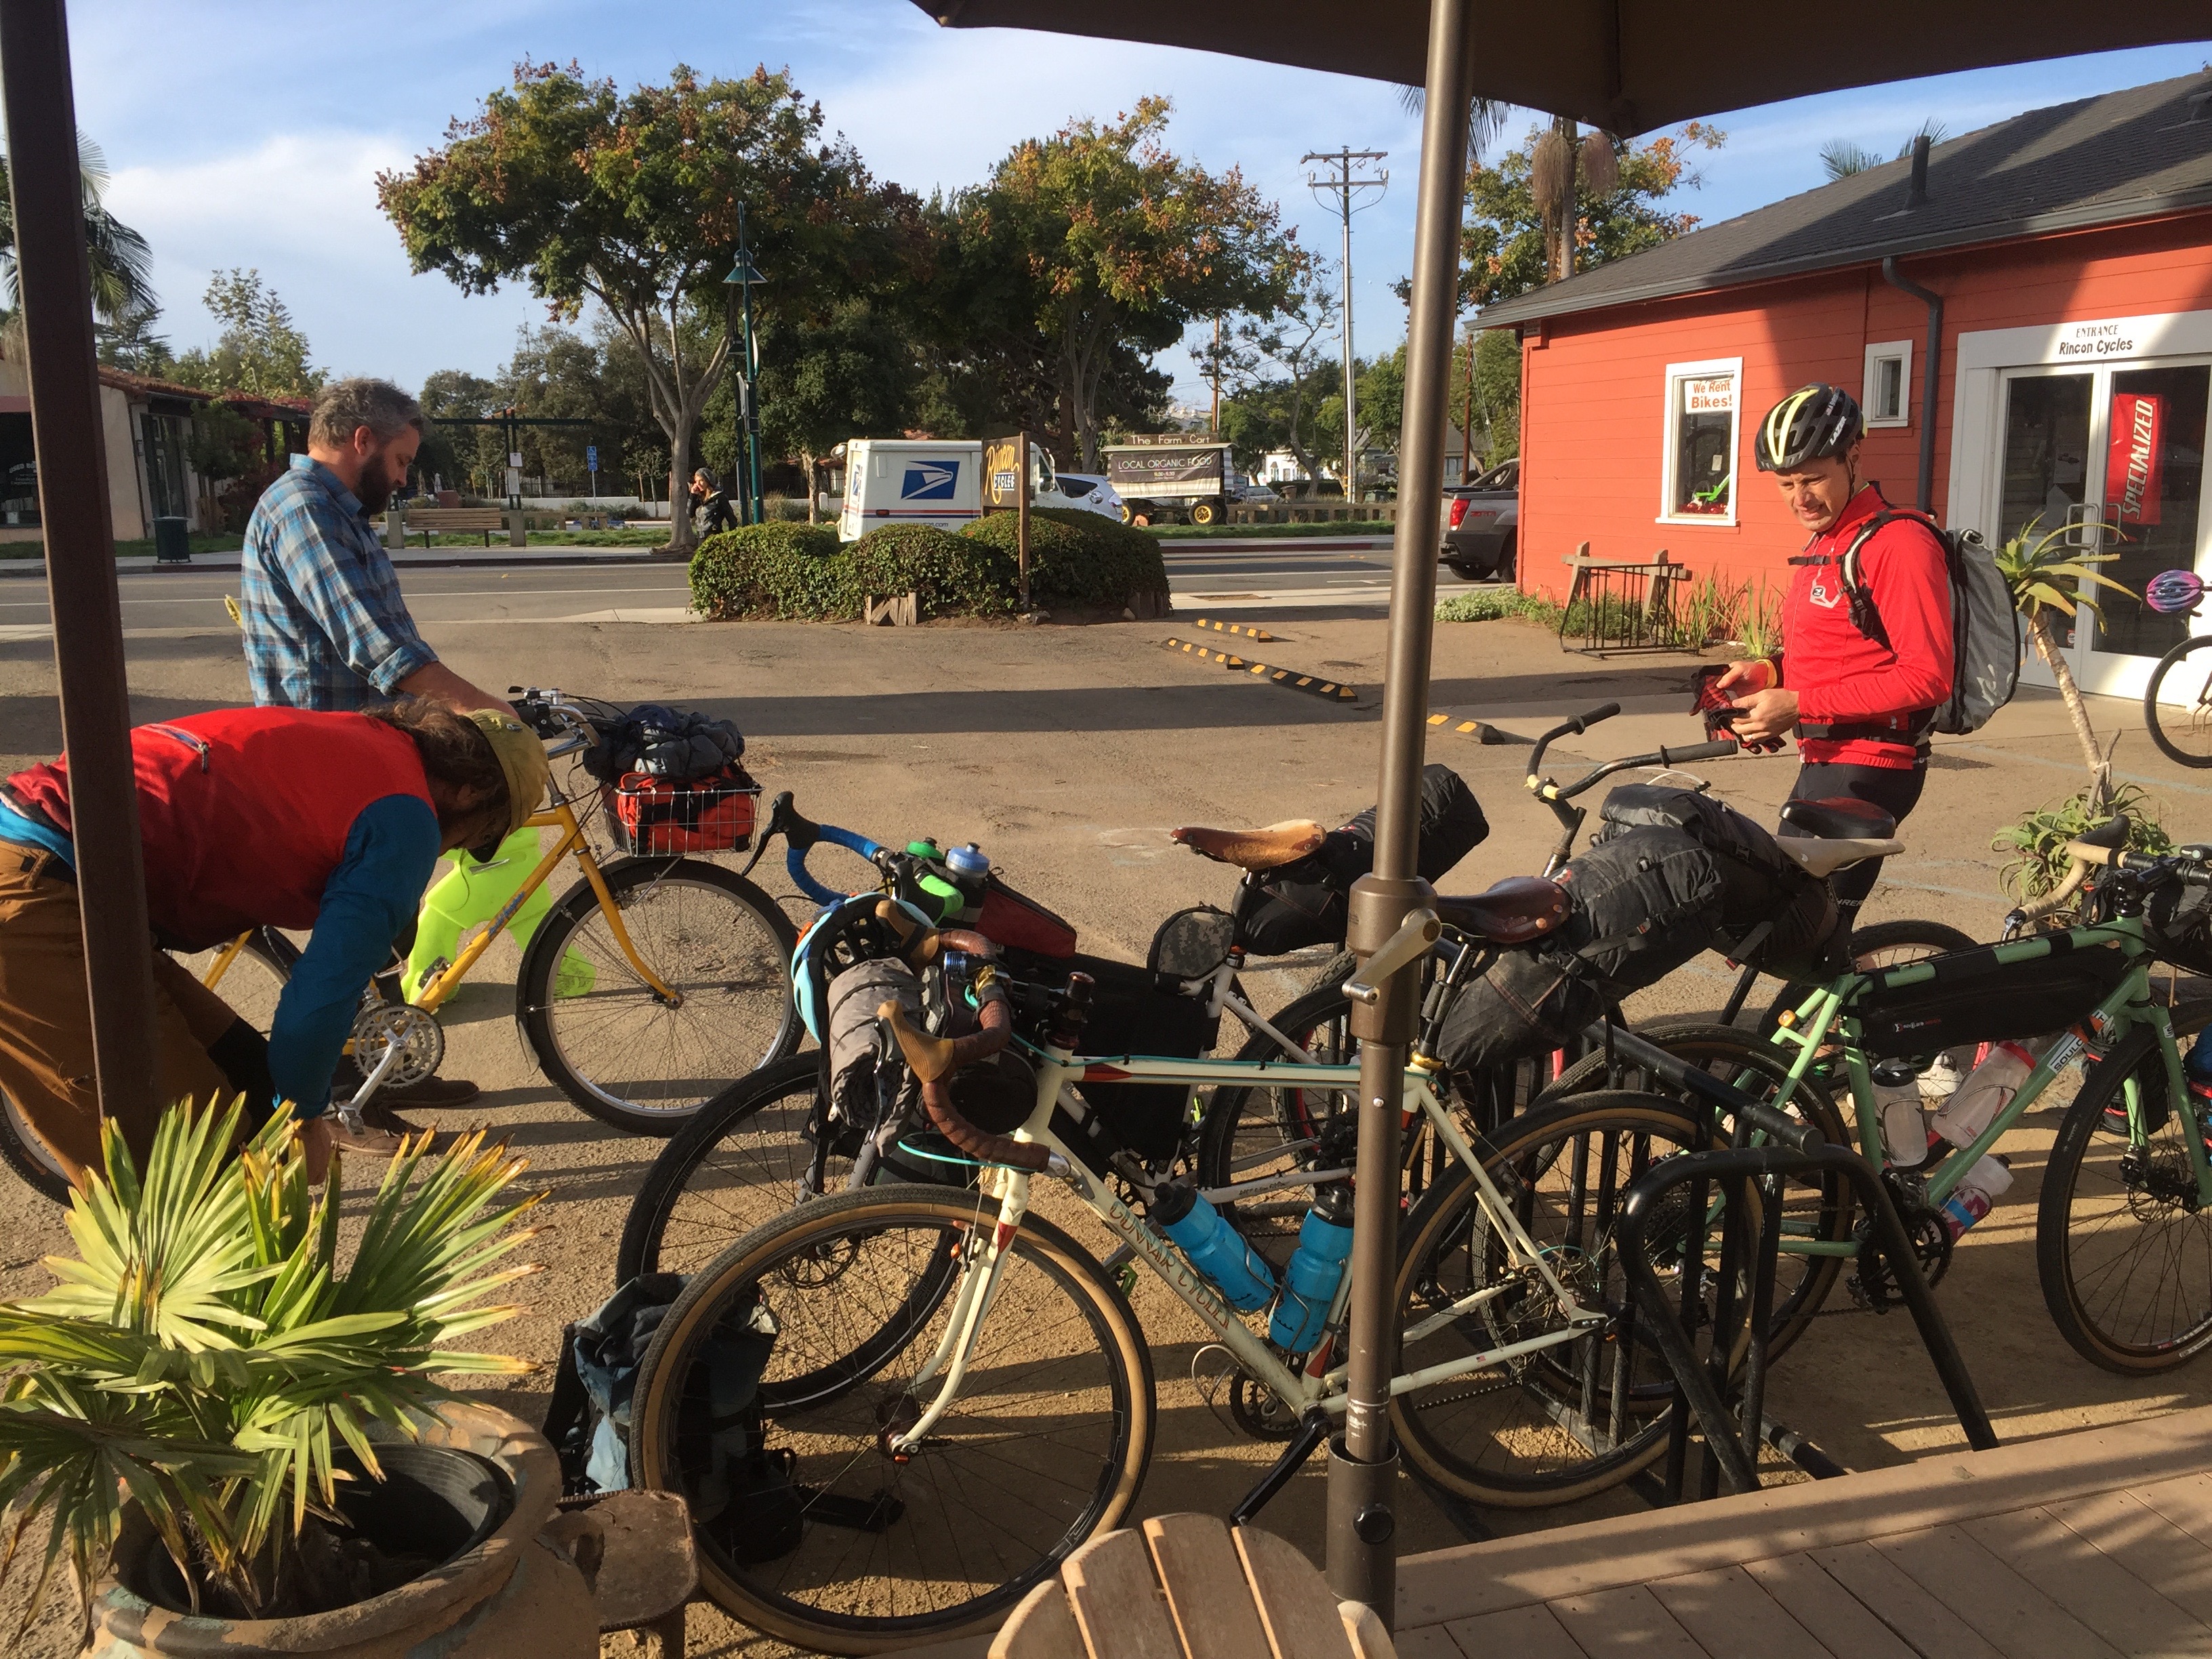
1755,383,1862,472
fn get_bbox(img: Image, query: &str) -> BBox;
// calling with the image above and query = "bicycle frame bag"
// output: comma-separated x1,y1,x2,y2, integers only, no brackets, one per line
977,874,1078,958
1149,905,1237,983
1845,937,2133,1061
1242,764,1490,957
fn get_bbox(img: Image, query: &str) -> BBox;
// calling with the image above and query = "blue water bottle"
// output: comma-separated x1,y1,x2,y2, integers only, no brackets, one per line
1151,1180,1276,1311
1268,1183,1355,1353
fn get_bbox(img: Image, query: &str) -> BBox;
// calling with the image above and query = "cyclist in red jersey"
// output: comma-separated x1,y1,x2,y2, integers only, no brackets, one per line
1715,383,1954,925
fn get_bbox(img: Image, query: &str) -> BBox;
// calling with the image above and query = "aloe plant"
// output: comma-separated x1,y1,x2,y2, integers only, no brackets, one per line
0,1102,539,1623
1994,517,2133,806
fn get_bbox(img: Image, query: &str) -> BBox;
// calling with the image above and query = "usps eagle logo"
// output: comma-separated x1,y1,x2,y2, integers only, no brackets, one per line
901,461,960,500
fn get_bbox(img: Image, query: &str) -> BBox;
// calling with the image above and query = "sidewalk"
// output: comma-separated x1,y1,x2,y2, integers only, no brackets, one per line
0,543,670,579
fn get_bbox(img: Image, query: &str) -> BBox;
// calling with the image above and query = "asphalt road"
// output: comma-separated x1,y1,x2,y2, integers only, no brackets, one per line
0,538,1483,632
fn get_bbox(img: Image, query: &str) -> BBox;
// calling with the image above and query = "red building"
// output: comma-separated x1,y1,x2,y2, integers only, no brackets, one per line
1479,72,2212,703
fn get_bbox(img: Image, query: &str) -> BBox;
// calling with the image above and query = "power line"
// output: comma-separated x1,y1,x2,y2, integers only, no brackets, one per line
1302,147,1387,501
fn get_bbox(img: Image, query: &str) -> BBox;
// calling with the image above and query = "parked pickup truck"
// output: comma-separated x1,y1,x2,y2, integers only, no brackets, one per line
1440,458,1517,581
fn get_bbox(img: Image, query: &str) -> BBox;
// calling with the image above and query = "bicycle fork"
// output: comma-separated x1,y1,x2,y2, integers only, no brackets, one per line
888,1171,1031,1453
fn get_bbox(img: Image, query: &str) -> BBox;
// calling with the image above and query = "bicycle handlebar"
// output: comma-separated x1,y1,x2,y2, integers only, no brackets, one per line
1525,703,1622,780
745,790,888,904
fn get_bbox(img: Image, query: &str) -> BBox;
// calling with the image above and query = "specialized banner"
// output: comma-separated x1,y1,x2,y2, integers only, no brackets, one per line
2106,391,2165,527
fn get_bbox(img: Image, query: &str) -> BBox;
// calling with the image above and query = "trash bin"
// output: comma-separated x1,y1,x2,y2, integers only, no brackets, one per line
152,516,190,563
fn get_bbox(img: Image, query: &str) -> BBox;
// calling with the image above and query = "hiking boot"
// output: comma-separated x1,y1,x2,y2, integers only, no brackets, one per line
359,1099,454,1152
333,1117,406,1160
380,1075,482,1110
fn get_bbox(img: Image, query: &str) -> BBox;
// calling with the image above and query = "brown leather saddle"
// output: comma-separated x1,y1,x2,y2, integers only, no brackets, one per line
1433,875,1572,945
1170,820,1328,872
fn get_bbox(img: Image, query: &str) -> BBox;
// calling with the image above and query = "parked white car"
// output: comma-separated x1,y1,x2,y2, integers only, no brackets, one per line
1053,472,1127,522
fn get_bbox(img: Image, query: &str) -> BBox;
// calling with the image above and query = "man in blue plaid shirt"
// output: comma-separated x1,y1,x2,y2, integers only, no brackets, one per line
241,378,516,1134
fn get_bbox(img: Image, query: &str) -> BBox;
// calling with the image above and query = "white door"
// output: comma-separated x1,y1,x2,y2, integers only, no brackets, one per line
1995,362,2212,699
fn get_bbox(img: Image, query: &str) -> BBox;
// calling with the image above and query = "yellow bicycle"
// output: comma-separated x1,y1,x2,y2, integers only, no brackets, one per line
178,689,800,1134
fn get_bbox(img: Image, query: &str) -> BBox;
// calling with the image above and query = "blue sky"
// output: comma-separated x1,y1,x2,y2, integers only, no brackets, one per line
63,3,2212,405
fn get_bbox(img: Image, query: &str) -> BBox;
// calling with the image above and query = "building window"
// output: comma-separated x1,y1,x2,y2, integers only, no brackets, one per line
1660,357,1741,524
1864,340,1912,428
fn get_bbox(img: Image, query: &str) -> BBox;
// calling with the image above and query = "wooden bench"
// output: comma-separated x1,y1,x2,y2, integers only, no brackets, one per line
386,506,520,549
1394,1401,2212,1658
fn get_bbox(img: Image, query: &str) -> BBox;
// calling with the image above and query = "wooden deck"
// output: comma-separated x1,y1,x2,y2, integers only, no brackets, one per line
1395,1404,2212,1658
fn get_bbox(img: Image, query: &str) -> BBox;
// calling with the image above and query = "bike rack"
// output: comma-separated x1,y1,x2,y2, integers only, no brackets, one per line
1616,1139,1999,1500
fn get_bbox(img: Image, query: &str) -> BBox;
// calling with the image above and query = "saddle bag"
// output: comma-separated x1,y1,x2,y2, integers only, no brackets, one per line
1242,765,1490,956
1849,937,2132,1060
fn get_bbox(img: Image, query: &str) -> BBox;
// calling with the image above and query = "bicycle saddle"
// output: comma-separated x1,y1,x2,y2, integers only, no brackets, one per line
1171,820,1327,870
1434,876,1571,944
1776,836,1906,879
1778,796,1898,841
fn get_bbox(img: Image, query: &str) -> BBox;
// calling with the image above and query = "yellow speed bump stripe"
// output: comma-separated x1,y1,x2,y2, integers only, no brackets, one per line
1191,617,1275,642
1162,638,1359,702
1425,710,1525,745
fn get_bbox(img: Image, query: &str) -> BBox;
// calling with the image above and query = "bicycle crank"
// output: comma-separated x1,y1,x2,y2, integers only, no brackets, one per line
350,1002,445,1092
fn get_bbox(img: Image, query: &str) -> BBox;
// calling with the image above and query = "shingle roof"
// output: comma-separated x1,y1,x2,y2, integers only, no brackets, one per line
1477,73,2212,329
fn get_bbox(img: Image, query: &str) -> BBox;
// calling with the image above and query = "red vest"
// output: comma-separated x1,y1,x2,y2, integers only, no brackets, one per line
10,708,434,949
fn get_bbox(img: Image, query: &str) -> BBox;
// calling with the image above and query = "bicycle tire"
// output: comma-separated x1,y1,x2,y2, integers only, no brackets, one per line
2038,1025,2212,1373
1543,1021,1851,1363
1756,918,1980,1036
616,1052,834,1282
628,1185,1152,1654
1393,1090,1757,1508
2146,635,2212,769
519,856,800,1135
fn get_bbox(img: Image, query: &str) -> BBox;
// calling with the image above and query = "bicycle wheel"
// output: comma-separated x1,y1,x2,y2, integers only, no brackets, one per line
628,1186,1153,1654
2146,635,2212,769
1542,1021,1851,1361
617,1052,841,1281
2038,1026,2212,1373
519,856,800,1134
166,928,299,1038
1393,1090,1756,1507
1197,981,1356,1262
1757,918,1979,1035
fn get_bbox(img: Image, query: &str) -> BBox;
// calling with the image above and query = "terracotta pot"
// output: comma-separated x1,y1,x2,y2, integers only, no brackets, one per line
83,1404,596,1659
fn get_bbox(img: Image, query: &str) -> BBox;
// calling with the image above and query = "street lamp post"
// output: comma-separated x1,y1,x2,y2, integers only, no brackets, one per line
723,209,766,527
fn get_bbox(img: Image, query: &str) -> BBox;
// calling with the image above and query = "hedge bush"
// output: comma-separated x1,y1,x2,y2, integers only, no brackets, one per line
689,506,1169,621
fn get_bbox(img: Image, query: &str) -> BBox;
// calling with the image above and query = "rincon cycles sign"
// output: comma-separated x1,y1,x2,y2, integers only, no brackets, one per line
2057,320,2141,359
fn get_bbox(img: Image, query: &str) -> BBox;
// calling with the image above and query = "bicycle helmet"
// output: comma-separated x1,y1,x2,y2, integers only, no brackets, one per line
2146,568,2205,615
1755,383,1863,472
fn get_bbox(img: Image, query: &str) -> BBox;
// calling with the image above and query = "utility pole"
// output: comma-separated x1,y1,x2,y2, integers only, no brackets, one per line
1210,314,1222,435
1303,147,1387,502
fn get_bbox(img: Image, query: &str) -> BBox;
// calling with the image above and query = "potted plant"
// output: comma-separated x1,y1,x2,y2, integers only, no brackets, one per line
0,1101,596,1658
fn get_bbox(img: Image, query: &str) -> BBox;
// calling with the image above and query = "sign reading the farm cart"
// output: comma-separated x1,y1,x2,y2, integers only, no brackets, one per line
1681,375,1736,414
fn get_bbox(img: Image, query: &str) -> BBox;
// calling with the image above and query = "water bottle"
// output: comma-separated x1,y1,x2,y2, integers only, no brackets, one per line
1267,1185,1355,1353
1930,1039,2039,1147
944,842,991,922
1940,1153,2015,1241
1871,1065,1929,1168
902,839,966,923
2188,1026,2212,1094
1151,1179,1276,1311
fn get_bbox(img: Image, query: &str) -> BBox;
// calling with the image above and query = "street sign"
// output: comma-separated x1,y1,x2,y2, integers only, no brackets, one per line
586,444,598,471
508,451,525,469
982,438,1023,509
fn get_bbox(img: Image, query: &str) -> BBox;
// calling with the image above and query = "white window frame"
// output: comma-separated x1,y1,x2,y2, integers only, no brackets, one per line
1658,356,1742,527
1863,339,1913,428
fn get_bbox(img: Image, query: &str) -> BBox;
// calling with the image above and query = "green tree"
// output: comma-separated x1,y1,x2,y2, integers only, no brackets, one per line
1212,274,1332,485
380,61,909,554
171,269,321,400
1451,327,1522,465
1820,120,1948,182
186,396,261,488
96,298,173,377
0,132,155,326
1458,123,1724,310
964,96,1300,468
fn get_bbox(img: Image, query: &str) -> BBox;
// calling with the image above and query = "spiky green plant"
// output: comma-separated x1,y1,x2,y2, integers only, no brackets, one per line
0,1101,540,1623
1994,517,2134,806
1994,779,2174,912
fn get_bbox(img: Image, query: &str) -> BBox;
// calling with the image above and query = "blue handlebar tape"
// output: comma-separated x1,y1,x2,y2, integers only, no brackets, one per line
787,824,888,906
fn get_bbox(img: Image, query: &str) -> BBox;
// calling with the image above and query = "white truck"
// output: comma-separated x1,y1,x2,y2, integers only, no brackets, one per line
1101,438,1235,526
836,438,1077,542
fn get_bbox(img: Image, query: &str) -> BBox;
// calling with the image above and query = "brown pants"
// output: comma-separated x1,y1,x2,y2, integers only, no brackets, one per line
0,844,240,1185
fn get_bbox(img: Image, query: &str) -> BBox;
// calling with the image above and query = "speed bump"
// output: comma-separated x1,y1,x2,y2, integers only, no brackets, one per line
1191,617,1275,642
1426,710,1527,745
1162,637,1360,702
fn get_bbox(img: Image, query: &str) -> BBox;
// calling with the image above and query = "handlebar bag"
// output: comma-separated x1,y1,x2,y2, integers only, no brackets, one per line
1242,764,1490,957
1847,937,2131,1060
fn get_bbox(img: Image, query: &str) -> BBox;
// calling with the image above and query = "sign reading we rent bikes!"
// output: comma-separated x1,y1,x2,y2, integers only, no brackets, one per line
983,432,1033,609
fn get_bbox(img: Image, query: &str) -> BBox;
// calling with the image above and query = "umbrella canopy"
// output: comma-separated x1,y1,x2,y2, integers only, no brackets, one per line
913,0,2210,135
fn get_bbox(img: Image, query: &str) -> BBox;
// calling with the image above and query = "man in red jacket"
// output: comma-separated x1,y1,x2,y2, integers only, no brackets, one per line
1716,384,1955,926
0,701,547,1188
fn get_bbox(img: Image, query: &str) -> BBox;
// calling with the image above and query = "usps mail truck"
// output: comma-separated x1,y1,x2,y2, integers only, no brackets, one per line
837,438,1076,541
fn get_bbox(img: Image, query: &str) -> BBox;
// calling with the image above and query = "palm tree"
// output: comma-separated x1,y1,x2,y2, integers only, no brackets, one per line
1820,119,1950,182
1994,518,2133,806
0,131,155,325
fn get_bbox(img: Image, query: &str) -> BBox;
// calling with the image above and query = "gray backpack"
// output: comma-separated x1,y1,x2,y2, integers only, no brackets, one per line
1835,508,2020,736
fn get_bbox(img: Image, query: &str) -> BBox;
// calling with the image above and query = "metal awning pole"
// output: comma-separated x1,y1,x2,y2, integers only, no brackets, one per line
0,0,159,1136
1329,0,1474,1626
